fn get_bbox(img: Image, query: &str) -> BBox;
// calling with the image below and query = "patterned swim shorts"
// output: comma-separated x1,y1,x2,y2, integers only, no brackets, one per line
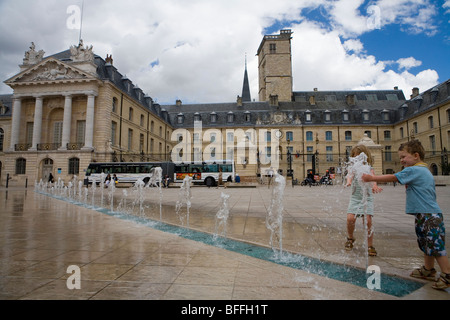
414,213,447,257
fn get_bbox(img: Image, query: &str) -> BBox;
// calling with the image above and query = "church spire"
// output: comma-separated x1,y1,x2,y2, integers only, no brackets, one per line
241,53,251,102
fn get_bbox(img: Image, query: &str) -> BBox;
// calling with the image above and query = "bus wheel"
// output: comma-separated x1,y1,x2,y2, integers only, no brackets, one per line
205,177,215,187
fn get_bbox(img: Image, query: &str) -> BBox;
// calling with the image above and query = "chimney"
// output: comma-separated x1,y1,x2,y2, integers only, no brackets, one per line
237,95,243,107
346,94,356,106
269,94,279,107
411,87,419,99
394,86,398,90
309,95,316,106
105,54,113,65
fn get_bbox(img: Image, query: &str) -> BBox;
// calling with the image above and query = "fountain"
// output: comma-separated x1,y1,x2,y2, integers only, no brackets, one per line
266,173,286,256
175,176,193,227
345,152,373,268
213,192,230,241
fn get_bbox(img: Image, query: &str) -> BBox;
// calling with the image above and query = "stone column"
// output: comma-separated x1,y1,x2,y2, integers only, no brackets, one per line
29,96,43,151
9,98,22,151
59,95,73,150
83,94,96,150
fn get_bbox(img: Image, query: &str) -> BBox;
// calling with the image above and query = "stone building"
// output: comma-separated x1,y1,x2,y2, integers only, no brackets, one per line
0,41,172,186
0,31,449,186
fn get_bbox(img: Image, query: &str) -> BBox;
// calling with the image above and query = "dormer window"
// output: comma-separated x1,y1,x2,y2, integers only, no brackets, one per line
342,109,349,122
362,109,370,122
177,113,184,124
324,110,331,122
382,109,390,122
305,110,311,122
244,111,251,122
227,111,234,123
210,112,217,123
194,112,201,122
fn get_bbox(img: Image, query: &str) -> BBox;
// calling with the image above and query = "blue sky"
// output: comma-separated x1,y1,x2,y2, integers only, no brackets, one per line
0,0,449,103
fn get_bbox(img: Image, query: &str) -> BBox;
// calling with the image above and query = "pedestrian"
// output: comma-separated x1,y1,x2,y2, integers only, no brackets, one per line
345,144,383,256
362,139,450,290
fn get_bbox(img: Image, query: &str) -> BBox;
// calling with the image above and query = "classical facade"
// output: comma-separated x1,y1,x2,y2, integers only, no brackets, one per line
0,31,449,186
0,41,172,186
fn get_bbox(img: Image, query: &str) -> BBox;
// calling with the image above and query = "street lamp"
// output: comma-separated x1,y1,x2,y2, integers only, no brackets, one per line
287,138,293,187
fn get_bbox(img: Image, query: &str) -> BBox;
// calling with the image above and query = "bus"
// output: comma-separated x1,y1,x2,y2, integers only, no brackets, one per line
173,160,235,186
85,162,175,185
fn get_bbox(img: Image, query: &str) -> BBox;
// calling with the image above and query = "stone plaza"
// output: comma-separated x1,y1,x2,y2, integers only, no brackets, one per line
0,181,449,300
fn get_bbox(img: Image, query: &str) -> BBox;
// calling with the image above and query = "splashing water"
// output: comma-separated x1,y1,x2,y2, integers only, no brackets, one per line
213,192,230,241
266,173,286,256
345,152,373,268
176,176,193,227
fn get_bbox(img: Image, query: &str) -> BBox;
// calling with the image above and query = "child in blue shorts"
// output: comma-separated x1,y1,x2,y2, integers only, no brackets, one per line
362,139,449,290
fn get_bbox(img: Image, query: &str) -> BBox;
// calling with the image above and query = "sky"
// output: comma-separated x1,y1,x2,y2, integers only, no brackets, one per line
0,0,449,104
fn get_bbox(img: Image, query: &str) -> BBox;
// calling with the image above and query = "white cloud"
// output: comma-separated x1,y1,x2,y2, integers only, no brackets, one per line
397,57,422,71
0,0,443,104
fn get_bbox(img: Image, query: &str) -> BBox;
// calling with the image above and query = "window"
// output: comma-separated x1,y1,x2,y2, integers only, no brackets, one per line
345,131,352,141
265,131,271,142
447,109,450,123
53,122,63,145
140,115,145,127
342,110,349,122
210,112,217,123
112,98,118,113
306,131,313,141
68,158,80,175
326,146,333,162
76,121,85,145
177,113,184,124
227,112,234,123
269,43,276,54
325,131,332,141
286,131,293,142
362,110,370,121
111,121,117,146
305,111,311,122
227,132,234,142
400,127,404,138
382,110,390,121
385,146,392,162
15,158,26,175
194,113,201,122
244,111,251,122
324,111,331,122
128,129,133,151
129,107,133,121
430,135,436,155
384,130,391,141
26,122,34,145
413,122,418,134
364,130,372,138
0,128,4,151
428,116,434,129
210,133,216,143
141,134,145,152
307,146,313,162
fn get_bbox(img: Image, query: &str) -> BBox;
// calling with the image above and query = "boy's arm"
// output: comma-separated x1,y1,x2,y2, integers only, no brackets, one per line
362,173,398,184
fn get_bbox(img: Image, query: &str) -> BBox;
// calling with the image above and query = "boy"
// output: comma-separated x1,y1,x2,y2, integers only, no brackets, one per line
362,140,450,290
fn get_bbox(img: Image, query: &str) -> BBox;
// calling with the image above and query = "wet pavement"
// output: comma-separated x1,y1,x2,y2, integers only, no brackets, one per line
0,182,449,300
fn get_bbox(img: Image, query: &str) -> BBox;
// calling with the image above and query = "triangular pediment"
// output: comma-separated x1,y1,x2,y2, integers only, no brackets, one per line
5,57,97,86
